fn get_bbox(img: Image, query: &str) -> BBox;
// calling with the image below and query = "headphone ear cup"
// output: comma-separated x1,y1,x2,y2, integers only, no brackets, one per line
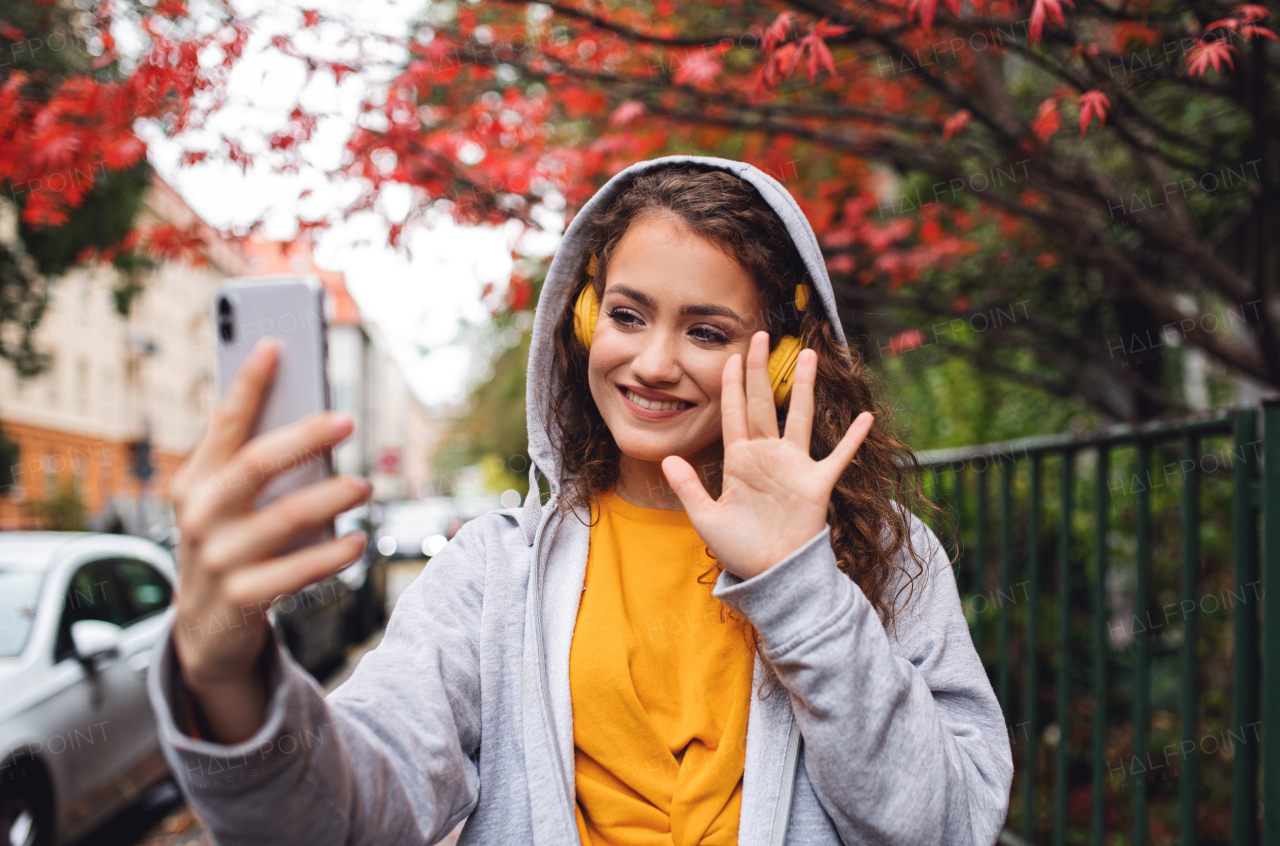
573,283,600,351
767,335,804,407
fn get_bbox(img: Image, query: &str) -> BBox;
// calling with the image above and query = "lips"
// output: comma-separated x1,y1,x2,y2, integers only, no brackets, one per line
617,385,695,419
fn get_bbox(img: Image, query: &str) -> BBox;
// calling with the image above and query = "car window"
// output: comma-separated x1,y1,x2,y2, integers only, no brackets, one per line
54,560,129,663
112,558,173,625
0,569,44,659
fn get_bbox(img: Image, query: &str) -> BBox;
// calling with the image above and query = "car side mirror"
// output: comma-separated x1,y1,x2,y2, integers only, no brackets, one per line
70,620,123,665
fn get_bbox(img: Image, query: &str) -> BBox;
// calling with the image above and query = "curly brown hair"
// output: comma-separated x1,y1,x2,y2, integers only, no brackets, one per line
547,164,943,697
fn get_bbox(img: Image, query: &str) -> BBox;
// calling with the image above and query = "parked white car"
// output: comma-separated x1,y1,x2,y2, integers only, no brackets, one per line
0,532,177,846
374,498,456,560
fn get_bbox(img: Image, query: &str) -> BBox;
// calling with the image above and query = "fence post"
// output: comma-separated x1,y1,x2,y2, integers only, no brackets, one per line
1262,402,1280,843
1180,433,1201,846
1024,453,1042,843
1092,445,1110,846
1053,450,1074,846
1133,440,1151,846
1231,411,1258,846
975,465,988,658
998,459,1013,714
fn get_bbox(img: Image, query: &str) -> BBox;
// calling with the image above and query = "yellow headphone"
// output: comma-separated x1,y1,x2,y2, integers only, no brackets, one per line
572,252,811,406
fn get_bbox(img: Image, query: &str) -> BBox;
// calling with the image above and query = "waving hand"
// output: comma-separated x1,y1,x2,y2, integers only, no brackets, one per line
661,331,874,580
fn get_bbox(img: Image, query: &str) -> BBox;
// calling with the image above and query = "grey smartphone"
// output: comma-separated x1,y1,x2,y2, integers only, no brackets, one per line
214,275,335,555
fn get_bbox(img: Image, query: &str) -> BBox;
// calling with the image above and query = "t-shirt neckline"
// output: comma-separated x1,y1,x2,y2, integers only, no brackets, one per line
597,488,695,526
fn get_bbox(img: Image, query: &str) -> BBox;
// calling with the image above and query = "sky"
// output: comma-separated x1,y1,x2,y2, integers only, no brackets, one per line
136,0,563,410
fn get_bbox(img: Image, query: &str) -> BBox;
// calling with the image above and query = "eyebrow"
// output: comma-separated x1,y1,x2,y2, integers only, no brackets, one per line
603,284,747,325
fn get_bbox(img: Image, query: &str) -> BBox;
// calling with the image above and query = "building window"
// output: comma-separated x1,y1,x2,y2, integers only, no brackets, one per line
98,456,114,510
43,450,58,496
45,357,58,409
76,359,90,416
75,277,91,324
102,373,117,420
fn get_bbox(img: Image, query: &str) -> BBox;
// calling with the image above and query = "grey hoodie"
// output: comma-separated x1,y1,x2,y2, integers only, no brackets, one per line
148,155,1014,845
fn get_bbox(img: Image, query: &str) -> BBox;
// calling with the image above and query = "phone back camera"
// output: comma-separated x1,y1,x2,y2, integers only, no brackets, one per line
218,296,234,344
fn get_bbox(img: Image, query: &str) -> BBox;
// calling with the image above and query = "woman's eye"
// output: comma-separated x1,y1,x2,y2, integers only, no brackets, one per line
690,326,729,344
607,308,641,327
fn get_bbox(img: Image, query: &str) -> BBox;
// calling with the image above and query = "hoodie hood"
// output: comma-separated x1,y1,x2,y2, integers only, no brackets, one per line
522,155,848,516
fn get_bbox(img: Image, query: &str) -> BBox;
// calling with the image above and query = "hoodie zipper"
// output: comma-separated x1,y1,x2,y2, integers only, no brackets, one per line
770,715,801,846
529,496,576,829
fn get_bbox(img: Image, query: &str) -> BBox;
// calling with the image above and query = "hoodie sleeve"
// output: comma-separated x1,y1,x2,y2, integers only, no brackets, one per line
147,516,491,846
710,514,1014,846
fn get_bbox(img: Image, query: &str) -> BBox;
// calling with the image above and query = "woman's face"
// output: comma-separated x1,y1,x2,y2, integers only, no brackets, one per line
587,213,766,464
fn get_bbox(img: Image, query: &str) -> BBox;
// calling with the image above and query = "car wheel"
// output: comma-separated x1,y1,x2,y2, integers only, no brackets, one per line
0,787,51,846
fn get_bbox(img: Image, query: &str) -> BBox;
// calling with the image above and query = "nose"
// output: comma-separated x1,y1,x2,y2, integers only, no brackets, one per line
629,326,682,386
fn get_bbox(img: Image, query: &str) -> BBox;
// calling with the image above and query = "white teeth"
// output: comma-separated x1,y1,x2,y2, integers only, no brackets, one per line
625,389,689,412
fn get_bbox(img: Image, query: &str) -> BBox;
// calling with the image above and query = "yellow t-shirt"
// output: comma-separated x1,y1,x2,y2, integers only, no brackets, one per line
570,489,756,846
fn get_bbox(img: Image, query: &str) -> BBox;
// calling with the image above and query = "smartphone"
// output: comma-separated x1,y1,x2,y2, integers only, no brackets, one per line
214,276,335,555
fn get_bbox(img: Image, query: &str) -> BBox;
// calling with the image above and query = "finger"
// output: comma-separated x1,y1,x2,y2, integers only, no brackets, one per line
201,476,373,574
818,411,875,489
186,338,280,477
661,455,715,521
184,411,354,525
783,348,818,455
720,353,749,446
745,331,779,440
220,531,368,609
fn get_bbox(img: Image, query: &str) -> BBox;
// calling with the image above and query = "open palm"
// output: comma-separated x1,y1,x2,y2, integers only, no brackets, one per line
662,331,874,580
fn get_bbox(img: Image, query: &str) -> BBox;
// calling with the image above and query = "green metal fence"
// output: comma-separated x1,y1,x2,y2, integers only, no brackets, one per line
915,404,1278,846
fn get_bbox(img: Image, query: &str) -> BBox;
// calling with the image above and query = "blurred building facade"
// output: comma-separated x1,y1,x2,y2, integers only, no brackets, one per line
0,174,433,533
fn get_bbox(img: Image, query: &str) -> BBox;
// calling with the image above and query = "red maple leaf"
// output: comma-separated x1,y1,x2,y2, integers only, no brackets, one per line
908,0,967,31
796,19,848,83
674,46,726,88
154,0,187,19
1207,14,1278,39
1240,23,1280,38
1077,89,1110,136
29,132,81,173
942,109,971,144
1031,97,1061,144
302,9,322,28
762,12,797,53
102,134,147,168
1029,0,1074,45
1234,4,1271,21
1185,39,1236,75
885,329,925,356
609,101,645,126
908,0,939,31
329,62,357,84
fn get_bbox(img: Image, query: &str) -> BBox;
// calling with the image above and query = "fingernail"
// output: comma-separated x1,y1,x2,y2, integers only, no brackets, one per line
330,412,354,432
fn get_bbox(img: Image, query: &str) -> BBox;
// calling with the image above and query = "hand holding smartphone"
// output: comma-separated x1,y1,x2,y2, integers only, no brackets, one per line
167,275,371,744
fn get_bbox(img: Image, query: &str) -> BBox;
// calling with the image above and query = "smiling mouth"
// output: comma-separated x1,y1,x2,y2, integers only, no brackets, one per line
619,386,693,412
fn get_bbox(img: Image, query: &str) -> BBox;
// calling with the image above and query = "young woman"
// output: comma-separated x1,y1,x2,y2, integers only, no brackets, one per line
151,156,1013,846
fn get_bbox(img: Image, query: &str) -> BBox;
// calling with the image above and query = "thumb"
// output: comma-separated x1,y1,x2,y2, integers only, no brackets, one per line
661,455,714,519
